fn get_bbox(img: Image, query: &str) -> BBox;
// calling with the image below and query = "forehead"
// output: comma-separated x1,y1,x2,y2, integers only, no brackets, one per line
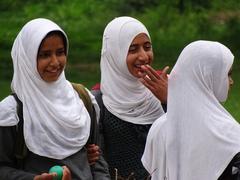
131,33,150,44
42,33,64,43
39,32,66,53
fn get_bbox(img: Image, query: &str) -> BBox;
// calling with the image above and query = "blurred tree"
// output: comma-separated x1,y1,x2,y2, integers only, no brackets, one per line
103,0,159,13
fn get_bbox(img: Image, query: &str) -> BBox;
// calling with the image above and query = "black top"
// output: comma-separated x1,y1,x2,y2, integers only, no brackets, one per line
0,125,110,180
91,90,152,179
218,152,240,180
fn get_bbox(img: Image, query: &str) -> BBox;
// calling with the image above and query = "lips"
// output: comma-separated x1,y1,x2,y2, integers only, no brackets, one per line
47,66,61,72
135,63,149,68
48,69,58,73
46,68,61,75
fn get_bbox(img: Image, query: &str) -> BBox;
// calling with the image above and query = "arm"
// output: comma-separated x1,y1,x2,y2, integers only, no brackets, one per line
34,166,71,180
90,154,111,180
87,93,110,179
88,116,110,179
0,96,71,180
0,126,35,180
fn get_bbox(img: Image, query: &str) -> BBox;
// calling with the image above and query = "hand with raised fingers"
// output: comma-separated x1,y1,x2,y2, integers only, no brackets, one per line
139,65,169,103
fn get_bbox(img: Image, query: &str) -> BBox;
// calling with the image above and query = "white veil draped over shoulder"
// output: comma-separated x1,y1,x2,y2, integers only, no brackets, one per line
143,40,240,180
100,16,164,125
10,18,91,159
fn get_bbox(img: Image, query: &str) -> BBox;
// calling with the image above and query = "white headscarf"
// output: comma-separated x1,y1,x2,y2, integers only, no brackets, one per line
100,16,164,124
10,18,91,159
142,40,240,180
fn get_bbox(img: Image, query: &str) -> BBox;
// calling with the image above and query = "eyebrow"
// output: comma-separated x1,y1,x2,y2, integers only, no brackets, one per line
129,44,138,47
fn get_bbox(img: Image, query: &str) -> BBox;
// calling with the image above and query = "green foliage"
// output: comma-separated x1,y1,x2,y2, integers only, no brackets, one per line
1,0,239,71
0,0,240,120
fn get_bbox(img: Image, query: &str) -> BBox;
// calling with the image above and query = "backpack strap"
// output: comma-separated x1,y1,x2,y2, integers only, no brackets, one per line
11,93,28,169
71,83,98,144
90,89,106,150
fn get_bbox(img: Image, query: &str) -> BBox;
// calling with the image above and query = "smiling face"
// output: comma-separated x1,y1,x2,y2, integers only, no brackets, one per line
37,32,66,82
126,33,153,78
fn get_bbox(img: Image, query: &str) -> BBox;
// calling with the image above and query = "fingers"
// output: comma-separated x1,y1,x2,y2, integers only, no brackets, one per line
144,65,160,78
140,65,170,82
34,173,56,180
139,78,155,92
139,65,169,103
140,73,156,87
34,167,71,180
62,166,72,180
87,144,100,153
88,151,100,165
140,65,159,82
161,66,170,79
87,144,100,165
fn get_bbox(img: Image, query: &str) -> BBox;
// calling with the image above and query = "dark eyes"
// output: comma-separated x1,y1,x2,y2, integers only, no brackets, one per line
38,51,51,59
129,45,138,52
38,48,65,59
56,49,65,56
128,43,152,53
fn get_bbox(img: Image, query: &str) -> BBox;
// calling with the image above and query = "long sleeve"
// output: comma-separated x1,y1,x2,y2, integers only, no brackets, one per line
89,109,110,180
0,126,35,180
91,155,111,180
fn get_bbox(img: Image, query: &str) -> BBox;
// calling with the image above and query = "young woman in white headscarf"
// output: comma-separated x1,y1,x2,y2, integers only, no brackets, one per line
0,18,110,180
141,40,240,180
92,16,167,179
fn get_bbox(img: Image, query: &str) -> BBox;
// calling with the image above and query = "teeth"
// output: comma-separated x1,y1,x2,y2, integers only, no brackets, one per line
135,63,149,68
48,69,58,73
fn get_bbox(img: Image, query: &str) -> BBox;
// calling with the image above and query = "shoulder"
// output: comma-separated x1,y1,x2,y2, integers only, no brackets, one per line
0,95,18,126
145,113,167,148
90,89,102,99
0,95,17,111
148,113,167,139
142,114,167,176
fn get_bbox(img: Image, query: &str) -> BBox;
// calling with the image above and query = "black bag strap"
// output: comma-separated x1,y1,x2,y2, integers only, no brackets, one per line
71,83,98,144
11,93,28,169
90,89,106,151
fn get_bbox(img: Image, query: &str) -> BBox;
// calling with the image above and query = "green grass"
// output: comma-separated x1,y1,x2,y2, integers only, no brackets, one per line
0,81,11,100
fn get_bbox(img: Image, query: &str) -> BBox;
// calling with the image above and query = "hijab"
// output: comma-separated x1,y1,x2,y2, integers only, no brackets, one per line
100,16,164,124
143,40,240,180
10,18,91,159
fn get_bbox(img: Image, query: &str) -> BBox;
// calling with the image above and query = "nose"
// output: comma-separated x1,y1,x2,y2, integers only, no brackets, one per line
50,54,60,67
230,77,234,86
138,47,148,62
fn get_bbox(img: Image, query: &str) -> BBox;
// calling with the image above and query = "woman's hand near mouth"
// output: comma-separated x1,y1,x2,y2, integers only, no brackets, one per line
138,65,169,103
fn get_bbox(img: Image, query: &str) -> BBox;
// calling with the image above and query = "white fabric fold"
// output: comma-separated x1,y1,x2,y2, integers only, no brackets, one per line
100,16,164,124
142,40,240,180
9,18,91,159
0,96,19,126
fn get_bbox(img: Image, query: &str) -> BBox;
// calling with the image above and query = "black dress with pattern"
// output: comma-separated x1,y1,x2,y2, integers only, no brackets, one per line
102,107,151,179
